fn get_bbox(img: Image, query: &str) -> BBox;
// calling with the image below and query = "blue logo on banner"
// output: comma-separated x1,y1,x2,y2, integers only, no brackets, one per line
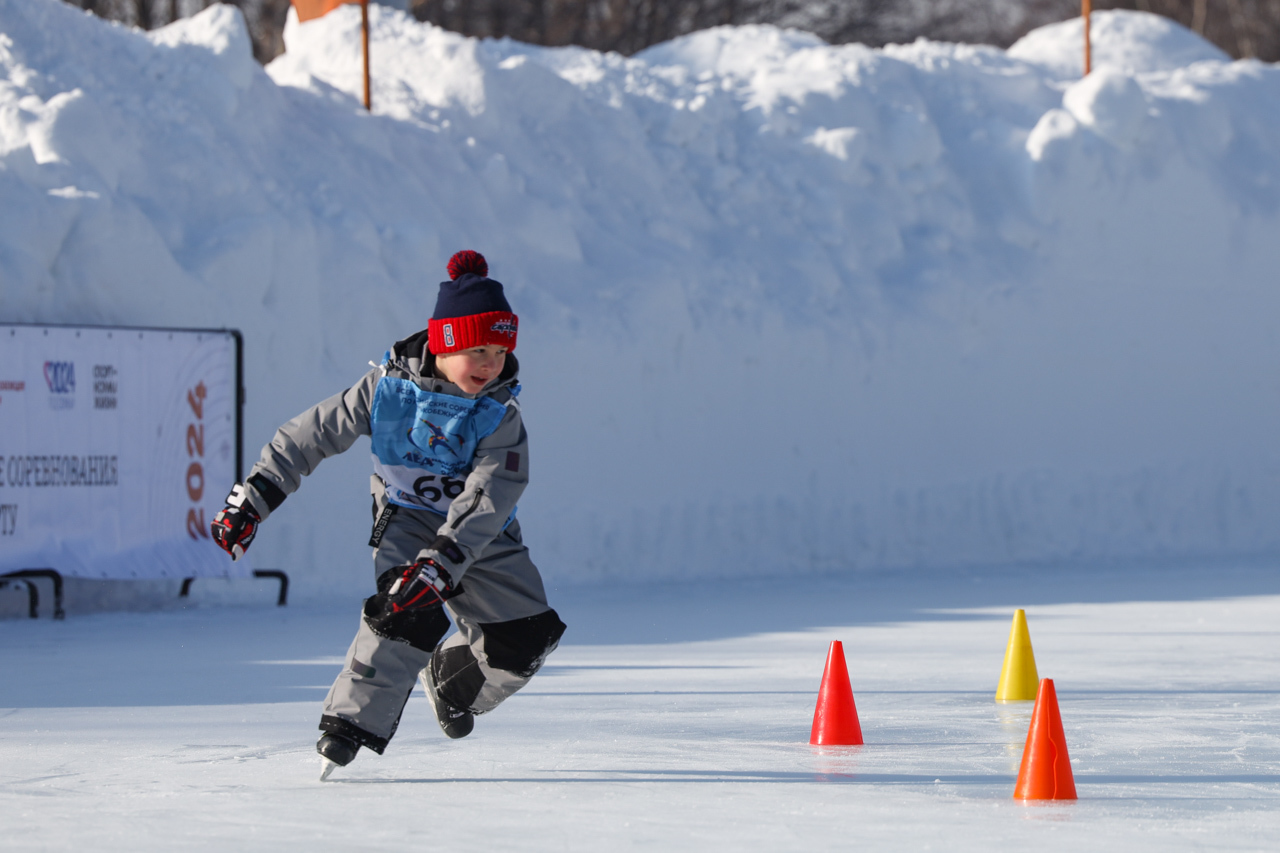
44,361,75,410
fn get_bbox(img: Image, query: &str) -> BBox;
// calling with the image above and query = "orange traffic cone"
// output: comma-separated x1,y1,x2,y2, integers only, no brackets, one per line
809,641,863,745
1013,678,1077,800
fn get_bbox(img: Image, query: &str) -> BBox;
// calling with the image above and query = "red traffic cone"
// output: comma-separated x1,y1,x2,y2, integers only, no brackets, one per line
809,641,863,745
1013,678,1077,800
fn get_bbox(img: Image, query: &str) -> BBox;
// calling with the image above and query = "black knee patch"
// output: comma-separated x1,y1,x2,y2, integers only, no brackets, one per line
433,643,487,712
480,610,567,678
363,592,452,653
373,567,400,594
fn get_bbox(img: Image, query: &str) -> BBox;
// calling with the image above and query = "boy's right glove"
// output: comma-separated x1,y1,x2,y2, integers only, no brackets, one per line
387,558,455,613
211,483,261,562
362,559,456,649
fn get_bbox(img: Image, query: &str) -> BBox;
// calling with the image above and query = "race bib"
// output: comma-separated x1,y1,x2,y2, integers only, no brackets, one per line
368,377,507,514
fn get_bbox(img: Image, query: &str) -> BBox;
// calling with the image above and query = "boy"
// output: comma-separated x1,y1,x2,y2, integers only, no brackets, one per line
211,250,566,779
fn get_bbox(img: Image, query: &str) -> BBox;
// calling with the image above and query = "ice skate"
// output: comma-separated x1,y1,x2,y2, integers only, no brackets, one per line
316,732,359,781
421,664,474,739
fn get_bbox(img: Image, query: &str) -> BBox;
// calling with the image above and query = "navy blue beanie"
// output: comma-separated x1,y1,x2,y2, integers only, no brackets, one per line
428,251,518,353
432,272,512,319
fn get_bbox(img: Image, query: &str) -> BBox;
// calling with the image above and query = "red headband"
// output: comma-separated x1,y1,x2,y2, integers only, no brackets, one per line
428,311,518,354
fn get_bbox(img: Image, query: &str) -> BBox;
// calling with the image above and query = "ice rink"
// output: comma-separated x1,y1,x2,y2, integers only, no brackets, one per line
2,560,1278,850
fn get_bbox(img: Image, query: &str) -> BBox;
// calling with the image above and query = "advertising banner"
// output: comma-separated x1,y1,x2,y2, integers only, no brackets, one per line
0,324,248,580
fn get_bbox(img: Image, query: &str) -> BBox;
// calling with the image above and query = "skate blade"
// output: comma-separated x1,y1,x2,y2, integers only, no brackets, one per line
419,668,432,700
420,668,442,718
319,757,339,782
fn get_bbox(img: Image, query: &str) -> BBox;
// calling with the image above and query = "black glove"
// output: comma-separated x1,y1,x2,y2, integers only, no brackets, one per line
386,558,455,614
211,483,261,562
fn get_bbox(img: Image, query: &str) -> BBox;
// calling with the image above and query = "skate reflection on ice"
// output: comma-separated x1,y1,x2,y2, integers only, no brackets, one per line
996,701,1034,775
809,744,862,782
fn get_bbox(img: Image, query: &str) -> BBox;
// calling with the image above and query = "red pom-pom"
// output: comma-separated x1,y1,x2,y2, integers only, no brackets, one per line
447,250,488,280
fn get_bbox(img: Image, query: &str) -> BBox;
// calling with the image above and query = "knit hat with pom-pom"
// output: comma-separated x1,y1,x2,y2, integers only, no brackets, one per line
428,250,518,354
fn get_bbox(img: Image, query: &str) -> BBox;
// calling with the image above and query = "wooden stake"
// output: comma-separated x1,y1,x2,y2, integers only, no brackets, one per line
361,0,371,111
1083,0,1092,76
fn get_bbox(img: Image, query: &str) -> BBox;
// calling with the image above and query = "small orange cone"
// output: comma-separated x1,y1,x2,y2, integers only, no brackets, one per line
1013,678,1077,800
809,640,863,745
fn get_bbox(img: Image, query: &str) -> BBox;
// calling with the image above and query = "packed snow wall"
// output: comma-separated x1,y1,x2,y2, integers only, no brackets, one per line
2,0,1279,599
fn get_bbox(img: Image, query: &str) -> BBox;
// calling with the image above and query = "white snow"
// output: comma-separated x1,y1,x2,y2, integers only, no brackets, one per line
2,0,1280,602
2,562,1278,849
1008,10,1230,77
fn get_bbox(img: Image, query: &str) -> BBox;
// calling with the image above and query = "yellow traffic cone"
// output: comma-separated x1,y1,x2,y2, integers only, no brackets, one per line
995,609,1039,701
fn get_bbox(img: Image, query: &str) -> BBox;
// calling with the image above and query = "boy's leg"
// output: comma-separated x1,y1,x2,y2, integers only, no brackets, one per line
429,520,567,716
320,600,450,752
319,501,451,752
430,609,566,714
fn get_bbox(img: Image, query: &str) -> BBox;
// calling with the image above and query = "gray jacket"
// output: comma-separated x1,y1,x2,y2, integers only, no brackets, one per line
242,328,528,579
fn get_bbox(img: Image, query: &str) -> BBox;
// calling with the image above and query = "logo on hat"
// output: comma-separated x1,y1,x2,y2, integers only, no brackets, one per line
490,319,517,337
443,324,456,348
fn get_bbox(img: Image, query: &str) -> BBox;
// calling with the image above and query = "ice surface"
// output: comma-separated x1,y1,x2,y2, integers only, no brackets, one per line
3,1,1280,599
1,562,1277,850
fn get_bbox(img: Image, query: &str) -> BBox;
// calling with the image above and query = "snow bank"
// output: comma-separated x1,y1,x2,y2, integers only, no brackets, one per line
1008,9,1230,77
3,0,1279,599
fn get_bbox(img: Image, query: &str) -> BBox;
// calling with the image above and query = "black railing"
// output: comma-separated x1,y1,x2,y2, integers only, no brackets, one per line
0,578,38,619
1,566,290,618
0,569,65,619
179,570,290,607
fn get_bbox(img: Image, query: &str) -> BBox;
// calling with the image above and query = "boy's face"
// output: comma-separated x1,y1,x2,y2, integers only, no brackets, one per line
436,345,508,394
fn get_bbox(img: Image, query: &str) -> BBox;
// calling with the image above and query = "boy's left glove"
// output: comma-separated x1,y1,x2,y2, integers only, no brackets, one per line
387,558,455,613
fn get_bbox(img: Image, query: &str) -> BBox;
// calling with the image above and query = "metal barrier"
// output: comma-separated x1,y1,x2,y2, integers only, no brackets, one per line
179,570,290,607
0,569,65,619
0,578,38,619
0,567,289,618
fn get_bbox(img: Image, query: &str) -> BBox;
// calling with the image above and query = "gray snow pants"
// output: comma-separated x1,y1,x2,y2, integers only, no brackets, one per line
319,501,565,754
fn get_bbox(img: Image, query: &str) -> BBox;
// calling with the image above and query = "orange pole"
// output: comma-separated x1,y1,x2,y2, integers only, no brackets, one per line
1083,0,1092,76
361,0,371,111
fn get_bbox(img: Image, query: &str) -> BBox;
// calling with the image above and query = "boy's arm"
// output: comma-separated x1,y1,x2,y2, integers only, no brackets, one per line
239,369,379,520
417,402,528,579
